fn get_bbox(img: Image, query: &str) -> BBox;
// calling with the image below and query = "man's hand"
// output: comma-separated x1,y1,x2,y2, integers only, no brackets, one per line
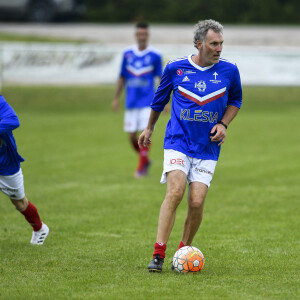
112,98,119,112
210,123,227,146
138,128,153,149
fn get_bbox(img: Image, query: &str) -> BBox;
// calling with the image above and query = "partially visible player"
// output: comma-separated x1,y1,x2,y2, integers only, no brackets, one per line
139,19,243,272
112,22,163,178
0,95,49,245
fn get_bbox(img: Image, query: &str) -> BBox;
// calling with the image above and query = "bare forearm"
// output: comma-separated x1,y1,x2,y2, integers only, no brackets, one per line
138,109,161,148
147,109,162,131
114,77,125,99
221,105,240,126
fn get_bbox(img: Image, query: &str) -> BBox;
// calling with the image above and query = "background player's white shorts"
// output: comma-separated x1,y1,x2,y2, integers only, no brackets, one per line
160,149,217,188
124,107,151,133
0,168,25,200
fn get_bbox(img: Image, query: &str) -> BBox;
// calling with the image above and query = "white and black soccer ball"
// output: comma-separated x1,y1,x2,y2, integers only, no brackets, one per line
173,246,204,273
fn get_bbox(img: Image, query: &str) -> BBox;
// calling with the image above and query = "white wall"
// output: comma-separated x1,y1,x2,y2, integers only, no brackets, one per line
1,42,300,86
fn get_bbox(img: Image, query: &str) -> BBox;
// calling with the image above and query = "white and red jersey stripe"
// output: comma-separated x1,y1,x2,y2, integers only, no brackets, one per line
126,65,154,77
178,86,226,106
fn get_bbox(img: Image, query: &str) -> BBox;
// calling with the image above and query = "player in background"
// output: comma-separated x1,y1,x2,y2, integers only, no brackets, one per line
112,22,163,178
0,95,49,245
138,19,243,272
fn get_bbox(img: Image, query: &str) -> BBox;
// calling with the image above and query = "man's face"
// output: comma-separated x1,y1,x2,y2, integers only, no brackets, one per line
135,28,149,49
199,29,223,66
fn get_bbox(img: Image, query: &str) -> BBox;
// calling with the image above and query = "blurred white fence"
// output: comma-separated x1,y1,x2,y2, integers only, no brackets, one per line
0,42,299,87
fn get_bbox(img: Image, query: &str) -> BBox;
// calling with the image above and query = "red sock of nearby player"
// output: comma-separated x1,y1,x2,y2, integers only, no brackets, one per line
177,241,185,250
153,242,167,259
21,201,43,231
131,140,139,153
137,145,150,171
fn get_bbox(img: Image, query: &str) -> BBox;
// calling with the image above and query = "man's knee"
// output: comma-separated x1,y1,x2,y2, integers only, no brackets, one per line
165,186,185,206
11,197,28,212
188,182,208,210
188,198,205,210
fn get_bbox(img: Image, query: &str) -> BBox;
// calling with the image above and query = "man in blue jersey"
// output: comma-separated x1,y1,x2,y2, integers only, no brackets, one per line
112,22,163,178
138,19,243,272
0,95,49,245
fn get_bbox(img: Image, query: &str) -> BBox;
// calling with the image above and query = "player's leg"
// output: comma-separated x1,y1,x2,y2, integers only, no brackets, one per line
10,196,49,245
124,109,139,151
180,159,217,246
128,131,139,152
156,170,187,244
148,170,187,272
0,169,49,245
181,182,208,245
124,109,146,177
136,107,152,177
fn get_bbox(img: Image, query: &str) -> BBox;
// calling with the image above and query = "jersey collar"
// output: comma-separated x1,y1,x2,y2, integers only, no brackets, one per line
188,54,215,71
132,45,151,57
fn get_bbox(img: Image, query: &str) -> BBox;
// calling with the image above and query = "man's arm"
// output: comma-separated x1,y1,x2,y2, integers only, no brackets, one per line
112,77,125,112
138,109,161,148
210,105,240,146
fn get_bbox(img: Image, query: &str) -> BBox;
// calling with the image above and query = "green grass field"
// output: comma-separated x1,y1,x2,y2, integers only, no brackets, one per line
0,85,299,299
0,32,83,43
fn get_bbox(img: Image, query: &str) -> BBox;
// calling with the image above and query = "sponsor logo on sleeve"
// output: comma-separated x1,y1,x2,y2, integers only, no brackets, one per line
177,69,183,76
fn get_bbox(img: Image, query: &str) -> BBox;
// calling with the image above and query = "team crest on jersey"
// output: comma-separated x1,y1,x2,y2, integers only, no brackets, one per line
134,60,143,68
177,69,183,76
195,80,206,92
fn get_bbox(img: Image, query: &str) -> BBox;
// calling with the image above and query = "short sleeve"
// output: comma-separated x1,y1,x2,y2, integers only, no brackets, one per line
0,96,20,133
227,65,243,109
151,63,173,112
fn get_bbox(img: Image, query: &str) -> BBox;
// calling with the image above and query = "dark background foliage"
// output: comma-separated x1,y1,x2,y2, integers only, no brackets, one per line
84,0,300,24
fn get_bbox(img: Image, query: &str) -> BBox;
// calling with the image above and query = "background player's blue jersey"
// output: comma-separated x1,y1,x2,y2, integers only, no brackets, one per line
151,55,242,161
0,95,24,175
120,45,163,109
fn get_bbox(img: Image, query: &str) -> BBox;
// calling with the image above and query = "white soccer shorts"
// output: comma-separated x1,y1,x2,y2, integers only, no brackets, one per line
0,168,25,200
160,149,217,188
124,107,151,133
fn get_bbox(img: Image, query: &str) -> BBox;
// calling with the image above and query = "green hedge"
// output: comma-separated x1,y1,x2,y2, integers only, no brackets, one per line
83,0,300,24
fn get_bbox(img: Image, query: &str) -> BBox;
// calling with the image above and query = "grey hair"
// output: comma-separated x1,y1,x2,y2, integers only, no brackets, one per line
193,19,223,49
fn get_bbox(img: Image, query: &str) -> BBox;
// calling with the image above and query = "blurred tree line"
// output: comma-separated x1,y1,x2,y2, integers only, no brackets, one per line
84,0,299,24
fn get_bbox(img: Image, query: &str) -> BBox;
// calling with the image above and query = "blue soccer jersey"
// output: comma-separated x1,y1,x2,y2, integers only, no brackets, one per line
0,95,24,175
120,45,163,109
151,55,242,161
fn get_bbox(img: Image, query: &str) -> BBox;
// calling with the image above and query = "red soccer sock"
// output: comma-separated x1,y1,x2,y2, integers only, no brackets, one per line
177,241,185,250
153,242,167,259
137,145,150,171
21,201,43,231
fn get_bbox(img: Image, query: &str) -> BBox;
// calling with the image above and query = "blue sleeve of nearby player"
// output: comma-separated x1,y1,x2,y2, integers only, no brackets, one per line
153,54,163,77
151,63,173,112
0,96,20,133
119,52,127,77
227,66,243,108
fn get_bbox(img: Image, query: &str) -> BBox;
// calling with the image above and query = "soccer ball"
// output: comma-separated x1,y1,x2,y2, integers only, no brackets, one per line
173,246,204,273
